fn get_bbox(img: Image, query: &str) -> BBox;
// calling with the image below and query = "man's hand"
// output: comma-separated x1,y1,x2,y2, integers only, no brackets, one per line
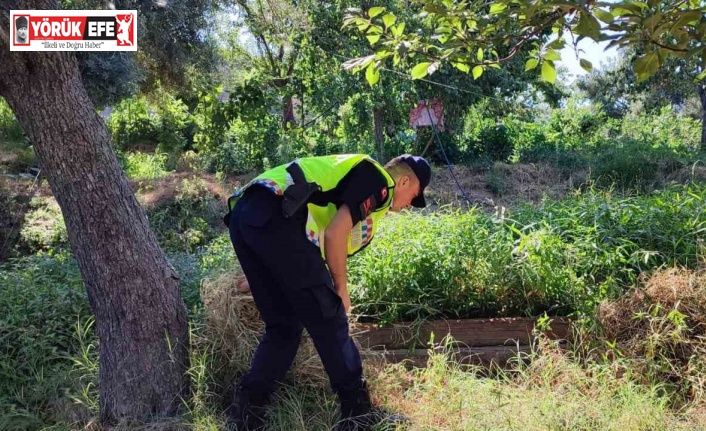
337,284,352,314
237,277,250,293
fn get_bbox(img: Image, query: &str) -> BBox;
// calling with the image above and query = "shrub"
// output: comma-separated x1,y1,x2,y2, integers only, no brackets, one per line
19,197,68,253
0,99,27,149
591,144,661,193
107,96,161,149
147,177,223,253
120,151,171,179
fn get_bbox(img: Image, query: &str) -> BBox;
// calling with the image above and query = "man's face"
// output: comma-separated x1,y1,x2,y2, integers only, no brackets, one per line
17,26,27,41
390,174,420,212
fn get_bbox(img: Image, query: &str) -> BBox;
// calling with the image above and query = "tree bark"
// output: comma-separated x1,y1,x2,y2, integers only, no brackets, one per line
282,94,297,129
0,4,189,426
373,106,384,161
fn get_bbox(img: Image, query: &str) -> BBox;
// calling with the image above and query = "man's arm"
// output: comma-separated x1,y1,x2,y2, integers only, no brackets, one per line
324,204,353,313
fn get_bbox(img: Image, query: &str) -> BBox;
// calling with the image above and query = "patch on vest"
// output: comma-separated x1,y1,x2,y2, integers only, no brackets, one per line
359,194,377,219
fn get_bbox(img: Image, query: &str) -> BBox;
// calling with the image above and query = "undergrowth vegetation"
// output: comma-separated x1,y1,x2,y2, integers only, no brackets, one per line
350,183,706,323
1,82,706,430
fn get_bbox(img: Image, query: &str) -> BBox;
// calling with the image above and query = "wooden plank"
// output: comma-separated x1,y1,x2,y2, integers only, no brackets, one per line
351,317,570,350
362,342,568,368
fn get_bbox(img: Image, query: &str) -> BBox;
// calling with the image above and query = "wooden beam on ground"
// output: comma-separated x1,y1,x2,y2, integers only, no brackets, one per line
362,342,568,368
351,317,570,350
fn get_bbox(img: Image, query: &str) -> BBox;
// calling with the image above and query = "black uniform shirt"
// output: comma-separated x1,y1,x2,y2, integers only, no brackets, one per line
309,160,391,226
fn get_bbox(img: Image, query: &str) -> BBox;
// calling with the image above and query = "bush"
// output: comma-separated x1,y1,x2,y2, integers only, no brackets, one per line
202,116,281,175
19,197,68,253
107,92,195,164
591,145,661,192
620,106,701,155
107,96,161,149
147,177,223,253
459,108,513,162
0,99,27,150
120,151,171,179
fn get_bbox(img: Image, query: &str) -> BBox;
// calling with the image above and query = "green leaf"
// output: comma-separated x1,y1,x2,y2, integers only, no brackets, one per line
579,58,593,72
452,62,470,73
366,33,381,44
696,70,706,82
489,3,508,14
366,62,380,85
672,10,703,31
412,62,431,79
477,48,484,61
383,13,397,29
368,7,384,18
634,52,660,82
541,61,557,83
575,11,601,41
472,65,483,79
544,49,561,61
525,58,539,71
594,9,614,24
644,13,662,32
391,22,406,37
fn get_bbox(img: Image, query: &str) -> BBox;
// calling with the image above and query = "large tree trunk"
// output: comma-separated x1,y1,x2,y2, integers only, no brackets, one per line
698,82,706,152
282,94,297,129
373,107,384,161
0,6,189,426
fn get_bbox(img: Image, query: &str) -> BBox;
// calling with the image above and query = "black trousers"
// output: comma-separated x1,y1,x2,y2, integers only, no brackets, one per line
228,185,363,397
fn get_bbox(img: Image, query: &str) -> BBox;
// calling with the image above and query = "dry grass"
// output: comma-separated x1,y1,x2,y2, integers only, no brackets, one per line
197,270,385,390
134,173,231,209
595,266,706,404
427,162,574,210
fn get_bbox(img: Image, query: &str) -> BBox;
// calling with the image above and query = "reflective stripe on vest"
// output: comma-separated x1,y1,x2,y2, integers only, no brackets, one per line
227,154,395,257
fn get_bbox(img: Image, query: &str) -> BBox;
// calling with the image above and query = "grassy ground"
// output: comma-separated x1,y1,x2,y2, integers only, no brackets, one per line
86,346,706,431
2,151,706,430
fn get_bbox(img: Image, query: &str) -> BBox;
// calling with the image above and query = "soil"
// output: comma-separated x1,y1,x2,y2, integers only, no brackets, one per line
427,162,577,211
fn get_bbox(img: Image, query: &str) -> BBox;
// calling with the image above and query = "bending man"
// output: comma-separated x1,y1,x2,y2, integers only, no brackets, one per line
224,154,431,430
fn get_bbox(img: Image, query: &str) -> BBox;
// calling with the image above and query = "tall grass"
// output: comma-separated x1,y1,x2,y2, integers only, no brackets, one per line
350,184,706,323
0,252,88,429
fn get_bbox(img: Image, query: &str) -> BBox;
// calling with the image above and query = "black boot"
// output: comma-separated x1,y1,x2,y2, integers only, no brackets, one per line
225,384,269,431
333,380,408,431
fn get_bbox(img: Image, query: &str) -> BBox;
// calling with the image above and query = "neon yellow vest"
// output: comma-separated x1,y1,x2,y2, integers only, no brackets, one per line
228,154,395,257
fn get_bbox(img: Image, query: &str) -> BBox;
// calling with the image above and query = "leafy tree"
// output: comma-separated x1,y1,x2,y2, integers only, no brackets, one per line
579,48,704,145
60,0,222,105
222,0,313,128
342,0,706,148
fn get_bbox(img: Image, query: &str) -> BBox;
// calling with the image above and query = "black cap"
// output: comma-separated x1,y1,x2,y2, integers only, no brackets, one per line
16,16,28,29
392,154,431,208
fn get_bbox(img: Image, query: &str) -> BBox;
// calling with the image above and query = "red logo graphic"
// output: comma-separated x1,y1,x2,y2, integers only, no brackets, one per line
381,187,388,200
10,10,138,51
115,13,134,46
